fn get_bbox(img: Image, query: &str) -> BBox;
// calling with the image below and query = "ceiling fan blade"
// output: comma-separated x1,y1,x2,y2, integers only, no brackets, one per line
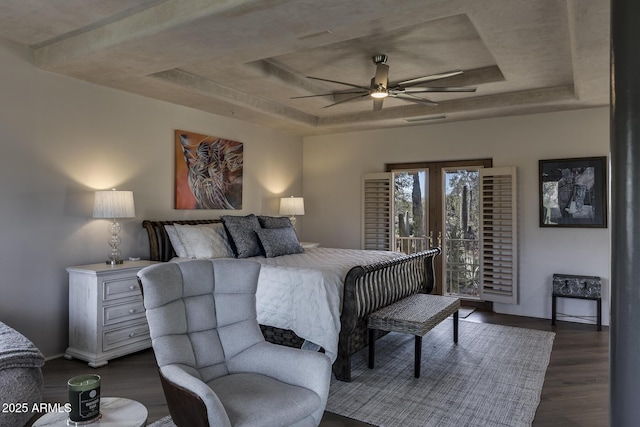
306,76,371,90
322,93,370,108
291,90,367,99
400,86,477,93
392,93,439,107
374,63,389,87
394,70,464,88
373,97,384,111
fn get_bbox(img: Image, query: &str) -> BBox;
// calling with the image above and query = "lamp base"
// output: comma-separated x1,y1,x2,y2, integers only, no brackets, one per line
105,259,124,265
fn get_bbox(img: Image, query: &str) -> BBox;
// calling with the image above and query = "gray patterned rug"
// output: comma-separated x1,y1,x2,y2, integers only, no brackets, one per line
327,320,555,427
149,416,174,427
150,320,554,427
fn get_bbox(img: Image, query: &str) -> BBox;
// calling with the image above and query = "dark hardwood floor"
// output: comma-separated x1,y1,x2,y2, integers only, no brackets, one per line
33,312,608,426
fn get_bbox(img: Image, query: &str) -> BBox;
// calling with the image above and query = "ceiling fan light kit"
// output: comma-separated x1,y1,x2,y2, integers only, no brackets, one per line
370,85,388,99
292,54,476,111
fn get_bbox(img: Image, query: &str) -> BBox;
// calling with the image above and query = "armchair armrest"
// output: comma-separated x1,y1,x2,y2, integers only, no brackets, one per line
160,365,231,427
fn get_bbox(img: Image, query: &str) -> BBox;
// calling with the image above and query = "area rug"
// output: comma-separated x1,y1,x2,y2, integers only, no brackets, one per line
326,320,555,427
149,416,173,427
149,321,554,427
456,306,476,318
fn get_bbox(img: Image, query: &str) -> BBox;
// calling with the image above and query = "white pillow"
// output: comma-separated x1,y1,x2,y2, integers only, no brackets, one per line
164,225,189,258
173,223,234,259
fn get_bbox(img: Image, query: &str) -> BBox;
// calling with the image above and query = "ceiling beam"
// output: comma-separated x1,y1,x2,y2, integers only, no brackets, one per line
317,85,578,127
149,68,319,126
31,0,262,70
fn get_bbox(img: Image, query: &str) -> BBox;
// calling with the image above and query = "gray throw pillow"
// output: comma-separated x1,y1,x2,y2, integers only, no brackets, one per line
256,227,304,258
221,214,263,258
258,215,293,229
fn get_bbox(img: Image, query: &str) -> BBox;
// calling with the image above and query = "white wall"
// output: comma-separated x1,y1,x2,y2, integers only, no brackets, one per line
0,39,303,357
302,108,610,325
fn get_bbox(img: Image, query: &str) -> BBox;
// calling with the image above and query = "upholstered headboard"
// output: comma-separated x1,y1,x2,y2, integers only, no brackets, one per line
142,219,222,262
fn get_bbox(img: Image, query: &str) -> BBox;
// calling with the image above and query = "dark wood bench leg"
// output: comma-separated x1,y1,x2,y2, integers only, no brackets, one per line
453,310,459,343
597,298,602,331
552,294,557,326
368,328,375,369
414,335,422,378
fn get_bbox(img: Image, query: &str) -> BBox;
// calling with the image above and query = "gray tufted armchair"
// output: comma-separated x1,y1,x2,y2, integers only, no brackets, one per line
138,259,331,427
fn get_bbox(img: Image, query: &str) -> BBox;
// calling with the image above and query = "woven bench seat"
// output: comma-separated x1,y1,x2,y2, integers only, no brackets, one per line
368,294,460,378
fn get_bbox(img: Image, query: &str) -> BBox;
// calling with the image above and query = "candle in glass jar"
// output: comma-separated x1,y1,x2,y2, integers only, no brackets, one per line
67,374,101,423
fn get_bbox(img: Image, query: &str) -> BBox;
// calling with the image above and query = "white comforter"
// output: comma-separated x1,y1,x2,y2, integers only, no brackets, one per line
249,247,402,362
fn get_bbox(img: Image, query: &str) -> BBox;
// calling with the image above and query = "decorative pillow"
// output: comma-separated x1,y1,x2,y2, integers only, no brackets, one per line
256,227,304,258
258,215,293,229
173,223,234,259
164,225,189,258
220,214,263,258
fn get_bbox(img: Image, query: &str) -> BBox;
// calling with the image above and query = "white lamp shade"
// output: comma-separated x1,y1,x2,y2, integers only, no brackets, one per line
93,190,136,219
279,197,305,216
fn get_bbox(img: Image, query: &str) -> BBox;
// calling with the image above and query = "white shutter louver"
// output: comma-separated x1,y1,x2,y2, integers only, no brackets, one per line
362,173,393,250
479,166,518,304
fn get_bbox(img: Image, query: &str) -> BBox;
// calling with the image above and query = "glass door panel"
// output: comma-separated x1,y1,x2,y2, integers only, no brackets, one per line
443,168,481,298
392,170,428,254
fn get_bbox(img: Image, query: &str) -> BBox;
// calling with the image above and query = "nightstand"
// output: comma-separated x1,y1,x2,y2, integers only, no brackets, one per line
64,260,159,367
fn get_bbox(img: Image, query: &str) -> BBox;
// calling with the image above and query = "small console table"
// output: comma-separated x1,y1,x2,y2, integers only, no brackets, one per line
551,273,602,331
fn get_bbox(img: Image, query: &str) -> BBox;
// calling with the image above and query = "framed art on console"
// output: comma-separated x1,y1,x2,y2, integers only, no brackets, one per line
174,130,243,210
539,156,607,228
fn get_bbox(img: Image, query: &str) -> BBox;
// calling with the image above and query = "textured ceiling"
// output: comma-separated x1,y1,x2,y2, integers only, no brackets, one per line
0,0,610,135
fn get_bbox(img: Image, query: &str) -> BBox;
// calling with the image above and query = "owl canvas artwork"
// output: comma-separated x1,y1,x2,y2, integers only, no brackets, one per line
175,130,243,210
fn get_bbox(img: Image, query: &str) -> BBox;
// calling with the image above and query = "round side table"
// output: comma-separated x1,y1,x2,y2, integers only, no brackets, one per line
32,397,148,427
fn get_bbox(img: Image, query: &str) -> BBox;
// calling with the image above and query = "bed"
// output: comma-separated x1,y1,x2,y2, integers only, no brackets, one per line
142,217,440,381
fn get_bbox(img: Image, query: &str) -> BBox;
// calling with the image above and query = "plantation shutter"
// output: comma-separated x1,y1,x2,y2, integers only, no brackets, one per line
362,173,393,250
479,166,518,304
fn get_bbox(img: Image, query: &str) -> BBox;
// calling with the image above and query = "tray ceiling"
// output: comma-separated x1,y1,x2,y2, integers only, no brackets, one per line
0,0,610,135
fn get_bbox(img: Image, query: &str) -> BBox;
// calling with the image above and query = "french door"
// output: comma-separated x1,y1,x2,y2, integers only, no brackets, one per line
387,159,492,297
442,167,482,298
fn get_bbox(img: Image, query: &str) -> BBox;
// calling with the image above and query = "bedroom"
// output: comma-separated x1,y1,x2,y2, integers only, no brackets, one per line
0,0,627,425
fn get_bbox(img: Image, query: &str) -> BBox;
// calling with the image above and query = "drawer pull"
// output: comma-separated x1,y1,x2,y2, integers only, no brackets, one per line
129,332,136,338
129,309,136,314
129,285,136,290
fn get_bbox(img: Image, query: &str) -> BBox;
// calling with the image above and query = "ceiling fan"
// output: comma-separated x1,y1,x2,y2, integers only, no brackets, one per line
291,54,476,111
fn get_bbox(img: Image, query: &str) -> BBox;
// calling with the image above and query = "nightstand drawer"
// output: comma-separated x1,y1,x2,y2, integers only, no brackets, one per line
103,277,141,301
553,274,601,299
102,322,150,352
103,299,145,326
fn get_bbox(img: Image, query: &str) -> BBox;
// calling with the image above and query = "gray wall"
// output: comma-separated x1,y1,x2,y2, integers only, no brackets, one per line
0,34,610,357
0,39,303,357
302,108,610,325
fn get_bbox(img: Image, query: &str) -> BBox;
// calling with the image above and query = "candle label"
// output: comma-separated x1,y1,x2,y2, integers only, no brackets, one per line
69,387,100,421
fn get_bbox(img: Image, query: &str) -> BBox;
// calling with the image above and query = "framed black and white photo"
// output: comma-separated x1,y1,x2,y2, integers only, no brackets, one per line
539,156,607,228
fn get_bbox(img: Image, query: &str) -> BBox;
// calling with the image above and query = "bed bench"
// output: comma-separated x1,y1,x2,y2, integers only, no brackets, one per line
368,294,460,378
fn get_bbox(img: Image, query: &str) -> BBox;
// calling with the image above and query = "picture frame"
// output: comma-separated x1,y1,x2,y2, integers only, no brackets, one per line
539,156,607,228
174,130,243,210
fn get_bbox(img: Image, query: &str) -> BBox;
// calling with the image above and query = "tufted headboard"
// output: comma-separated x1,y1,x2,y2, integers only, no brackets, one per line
142,219,223,262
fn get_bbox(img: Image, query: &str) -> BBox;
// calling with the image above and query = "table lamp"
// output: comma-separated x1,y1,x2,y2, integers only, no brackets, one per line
279,196,304,228
93,189,135,265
